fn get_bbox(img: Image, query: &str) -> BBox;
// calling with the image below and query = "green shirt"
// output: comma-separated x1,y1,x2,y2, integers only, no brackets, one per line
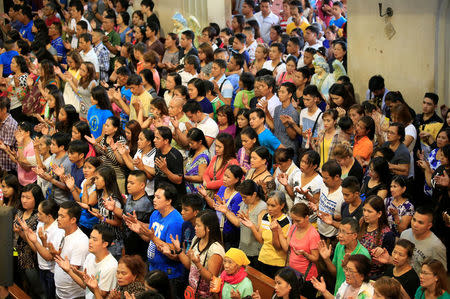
415,288,450,299
332,241,371,295
233,90,255,110
221,277,253,299
107,30,121,46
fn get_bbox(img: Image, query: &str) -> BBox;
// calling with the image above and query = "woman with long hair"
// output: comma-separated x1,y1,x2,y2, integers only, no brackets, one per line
373,276,409,299
217,105,236,138
55,104,80,134
72,121,96,158
315,109,339,168
139,97,171,131
203,165,244,249
171,210,225,298
184,128,210,193
198,42,214,79
245,146,274,194
329,83,356,117
359,195,395,279
160,33,180,73
237,127,259,173
416,259,449,299
360,156,391,199
35,86,64,132
7,55,29,123
385,175,414,237
252,267,301,299
56,51,83,112
144,270,174,299
86,86,114,138
292,150,323,205
86,116,127,194
117,12,132,44
89,166,125,259
125,120,142,158
202,133,238,194
332,142,364,184
73,62,97,120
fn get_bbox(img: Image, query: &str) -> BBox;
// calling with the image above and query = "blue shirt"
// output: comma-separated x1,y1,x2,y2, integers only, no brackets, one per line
198,97,214,114
19,20,34,42
87,105,113,139
51,36,67,64
258,128,281,157
69,163,85,201
329,16,347,28
227,73,240,102
216,186,242,234
0,51,19,77
147,209,184,279
119,86,132,129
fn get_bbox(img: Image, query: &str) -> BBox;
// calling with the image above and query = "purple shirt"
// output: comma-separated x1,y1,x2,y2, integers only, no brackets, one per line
219,124,236,138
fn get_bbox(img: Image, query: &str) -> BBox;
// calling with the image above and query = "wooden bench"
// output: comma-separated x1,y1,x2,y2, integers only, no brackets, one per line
247,266,275,299
8,284,31,299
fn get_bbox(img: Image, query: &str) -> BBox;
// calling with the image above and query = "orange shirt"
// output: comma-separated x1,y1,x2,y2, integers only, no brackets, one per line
353,136,373,162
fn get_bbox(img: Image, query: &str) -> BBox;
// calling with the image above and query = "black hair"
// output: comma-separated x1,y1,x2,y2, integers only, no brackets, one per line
174,85,189,99
256,75,277,94
21,184,45,211
187,78,206,97
297,66,312,81
368,75,385,92
231,53,245,69
240,127,260,149
127,73,143,86
60,201,82,223
301,150,320,169
96,166,124,207
305,25,319,36
91,86,113,110
21,5,33,20
40,199,59,219
128,170,148,184
1,174,21,209
341,176,360,193
424,92,439,105
369,156,391,186
141,0,155,10
280,81,296,95
51,132,71,150
18,121,33,134
92,224,115,246
56,105,80,134
213,59,227,70
167,72,182,86
274,147,295,163
270,42,284,54
251,146,272,170
338,115,353,131
186,128,208,157
184,55,201,73
145,270,174,299
68,140,89,157
69,0,84,13
274,267,301,299
239,72,255,90
73,121,91,142
358,115,376,140
79,33,92,44
322,160,342,178
389,122,406,143
192,210,223,253
329,83,356,110
341,217,360,233
156,126,172,143
216,105,235,126
147,21,159,35
227,165,244,188
12,55,29,73
234,33,246,45
346,255,372,283
183,100,202,114
181,30,195,41
77,20,88,31
182,193,204,212
157,182,178,205
249,108,266,121
116,66,131,77
120,11,130,26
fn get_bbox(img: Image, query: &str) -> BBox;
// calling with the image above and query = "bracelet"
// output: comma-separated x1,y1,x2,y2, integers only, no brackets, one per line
175,248,183,255
18,146,23,149
70,187,76,193
102,216,107,223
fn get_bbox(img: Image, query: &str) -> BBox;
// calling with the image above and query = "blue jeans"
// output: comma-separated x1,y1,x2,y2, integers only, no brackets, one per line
39,269,55,299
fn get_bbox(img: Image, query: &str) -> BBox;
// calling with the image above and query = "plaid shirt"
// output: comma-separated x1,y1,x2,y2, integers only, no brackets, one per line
93,42,110,82
0,114,18,171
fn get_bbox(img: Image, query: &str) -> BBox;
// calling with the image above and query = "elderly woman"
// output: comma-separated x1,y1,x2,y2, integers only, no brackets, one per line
312,254,374,299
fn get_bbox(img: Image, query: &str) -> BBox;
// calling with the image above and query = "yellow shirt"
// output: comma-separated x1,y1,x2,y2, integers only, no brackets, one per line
130,91,153,121
320,136,332,168
258,213,290,267
286,21,309,35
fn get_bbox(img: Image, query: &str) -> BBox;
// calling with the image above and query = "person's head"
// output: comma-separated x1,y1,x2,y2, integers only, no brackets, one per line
274,267,301,299
78,33,93,52
181,193,203,222
237,180,265,204
337,217,359,246
372,146,395,161
223,165,244,190
89,224,114,254
198,42,214,65
117,255,147,287
211,59,227,79
215,133,236,162
267,191,288,217
91,28,105,46
368,156,391,185
329,83,355,110
1,174,21,208
387,122,405,144
256,75,276,97
322,109,338,131
11,55,29,74
321,160,342,189
57,105,80,133
362,195,389,230
127,170,147,196
269,42,284,61
51,132,71,153
337,115,353,134
17,121,32,139
243,26,255,44
20,184,44,212
302,84,322,108
411,206,434,237
95,166,123,204
183,100,203,123
421,92,439,115
104,116,124,141
368,75,385,97
259,0,272,16
231,14,245,33
154,126,172,149
355,115,375,140
144,270,173,299
304,25,319,43
132,10,144,26
91,86,112,110
390,175,408,199
38,199,59,223
216,105,235,127
240,127,259,152
117,11,130,26
331,142,353,168
186,128,208,156
58,201,82,229
290,202,312,229
223,248,250,275
373,276,405,299
348,104,364,125
239,72,255,94
126,73,144,96
125,119,142,147
299,150,320,173
69,0,84,19
420,258,448,296
277,82,295,103
293,66,311,88
436,128,450,149
333,39,347,61
390,104,412,126
83,156,102,179
184,54,200,73
71,121,91,142
166,72,182,92
143,50,159,69
236,108,250,129
242,0,255,15
150,97,169,118
255,43,269,61
154,183,177,211
251,146,272,170
67,140,89,164
274,147,294,173
199,26,215,44
145,21,159,39
391,238,415,268
180,30,195,49
341,176,360,204
228,54,244,72
342,254,371,287
187,78,206,100
194,210,222,247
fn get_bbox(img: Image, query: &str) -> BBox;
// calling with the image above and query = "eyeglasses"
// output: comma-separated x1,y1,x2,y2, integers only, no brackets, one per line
343,267,358,274
419,271,435,276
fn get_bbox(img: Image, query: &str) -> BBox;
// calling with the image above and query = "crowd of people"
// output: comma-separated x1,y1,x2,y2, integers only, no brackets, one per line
0,0,449,298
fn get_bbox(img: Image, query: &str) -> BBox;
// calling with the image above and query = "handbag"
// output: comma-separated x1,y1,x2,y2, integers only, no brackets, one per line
185,248,209,299
286,226,313,289
22,78,42,115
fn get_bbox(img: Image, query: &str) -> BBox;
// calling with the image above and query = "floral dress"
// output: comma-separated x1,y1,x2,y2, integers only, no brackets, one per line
360,226,395,279
7,73,28,111
185,149,210,193
424,148,441,196
384,197,415,237
16,210,39,270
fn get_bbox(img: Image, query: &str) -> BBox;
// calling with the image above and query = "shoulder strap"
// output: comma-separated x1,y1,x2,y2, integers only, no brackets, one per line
219,78,228,91
311,111,323,137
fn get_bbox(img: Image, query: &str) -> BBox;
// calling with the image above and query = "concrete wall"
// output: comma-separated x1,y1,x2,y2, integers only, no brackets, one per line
347,0,448,111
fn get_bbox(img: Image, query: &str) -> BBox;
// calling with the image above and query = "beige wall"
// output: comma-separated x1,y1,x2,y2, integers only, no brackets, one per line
347,0,443,111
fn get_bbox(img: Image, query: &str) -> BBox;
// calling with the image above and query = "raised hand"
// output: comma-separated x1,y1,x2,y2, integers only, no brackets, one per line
372,247,391,264
65,175,75,191
133,156,144,170
318,211,333,225
317,240,332,260
103,196,116,212
311,276,327,293
270,219,281,232
54,255,71,272
155,157,168,172
197,185,208,198
238,211,253,228
170,234,181,252
84,134,97,145
38,226,47,246
84,272,99,290
52,164,65,177
277,173,288,186
117,143,129,155
26,228,38,243
187,249,200,265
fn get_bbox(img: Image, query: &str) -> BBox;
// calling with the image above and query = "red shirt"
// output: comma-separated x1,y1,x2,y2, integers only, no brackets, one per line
45,15,61,27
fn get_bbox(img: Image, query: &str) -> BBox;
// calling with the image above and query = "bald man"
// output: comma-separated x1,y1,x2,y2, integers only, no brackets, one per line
168,97,190,154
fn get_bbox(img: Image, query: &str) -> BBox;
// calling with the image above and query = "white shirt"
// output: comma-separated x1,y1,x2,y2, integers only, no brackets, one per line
302,41,323,52
70,16,92,49
83,253,118,299
254,11,280,43
134,148,156,196
54,228,89,299
190,114,219,156
259,94,281,118
80,48,100,73
36,221,65,271
274,162,301,210
405,123,417,178
262,59,286,75
317,185,344,237
246,40,258,62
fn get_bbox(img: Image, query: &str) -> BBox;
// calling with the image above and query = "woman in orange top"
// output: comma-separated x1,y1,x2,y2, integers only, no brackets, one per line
354,115,375,167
